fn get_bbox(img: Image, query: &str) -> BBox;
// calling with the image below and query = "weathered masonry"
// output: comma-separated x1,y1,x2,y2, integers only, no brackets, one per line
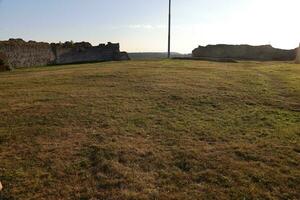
192,44,297,61
296,43,300,64
0,39,130,68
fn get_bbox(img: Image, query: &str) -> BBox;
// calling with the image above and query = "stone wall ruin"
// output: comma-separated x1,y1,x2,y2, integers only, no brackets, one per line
296,44,300,64
192,44,296,61
0,39,130,68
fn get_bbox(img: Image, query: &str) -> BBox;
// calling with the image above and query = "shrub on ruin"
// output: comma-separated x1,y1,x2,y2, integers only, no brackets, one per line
0,53,6,65
0,52,12,71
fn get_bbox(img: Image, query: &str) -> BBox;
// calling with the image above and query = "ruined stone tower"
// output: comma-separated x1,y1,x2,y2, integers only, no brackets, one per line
296,43,300,64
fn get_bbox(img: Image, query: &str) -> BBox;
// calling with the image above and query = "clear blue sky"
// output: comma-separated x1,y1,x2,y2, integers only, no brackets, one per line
0,0,299,53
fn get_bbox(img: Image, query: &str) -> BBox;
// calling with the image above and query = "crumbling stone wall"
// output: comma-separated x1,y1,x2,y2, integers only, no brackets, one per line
52,42,127,65
296,44,300,64
0,39,130,68
0,39,55,68
192,44,296,61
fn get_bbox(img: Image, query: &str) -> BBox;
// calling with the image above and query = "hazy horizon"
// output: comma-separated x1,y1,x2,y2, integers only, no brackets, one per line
0,0,299,53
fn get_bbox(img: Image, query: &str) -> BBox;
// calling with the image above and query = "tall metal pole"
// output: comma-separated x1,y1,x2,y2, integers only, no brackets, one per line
168,0,171,58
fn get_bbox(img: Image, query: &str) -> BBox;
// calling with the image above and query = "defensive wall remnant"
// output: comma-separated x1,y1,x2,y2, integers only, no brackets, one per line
0,39,130,68
192,44,297,61
296,43,300,64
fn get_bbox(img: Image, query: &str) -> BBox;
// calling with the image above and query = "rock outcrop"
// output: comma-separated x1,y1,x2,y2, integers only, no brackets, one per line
0,39,130,68
192,44,296,61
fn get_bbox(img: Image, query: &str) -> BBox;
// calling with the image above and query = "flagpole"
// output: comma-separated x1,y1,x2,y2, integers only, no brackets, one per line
168,0,171,58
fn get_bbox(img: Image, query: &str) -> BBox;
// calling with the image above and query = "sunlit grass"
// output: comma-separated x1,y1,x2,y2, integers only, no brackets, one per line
0,60,299,199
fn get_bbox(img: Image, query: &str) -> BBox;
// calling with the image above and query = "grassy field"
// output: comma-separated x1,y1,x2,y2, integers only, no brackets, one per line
0,60,299,199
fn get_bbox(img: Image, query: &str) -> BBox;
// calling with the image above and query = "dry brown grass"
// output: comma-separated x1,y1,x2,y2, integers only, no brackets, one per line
0,60,299,199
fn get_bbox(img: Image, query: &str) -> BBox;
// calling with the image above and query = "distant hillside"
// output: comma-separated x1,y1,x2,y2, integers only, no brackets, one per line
128,52,191,60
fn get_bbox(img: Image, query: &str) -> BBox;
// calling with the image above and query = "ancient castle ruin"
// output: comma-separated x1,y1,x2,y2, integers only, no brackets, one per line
0,39,130,69
192,44,296,61
296,44,300,64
